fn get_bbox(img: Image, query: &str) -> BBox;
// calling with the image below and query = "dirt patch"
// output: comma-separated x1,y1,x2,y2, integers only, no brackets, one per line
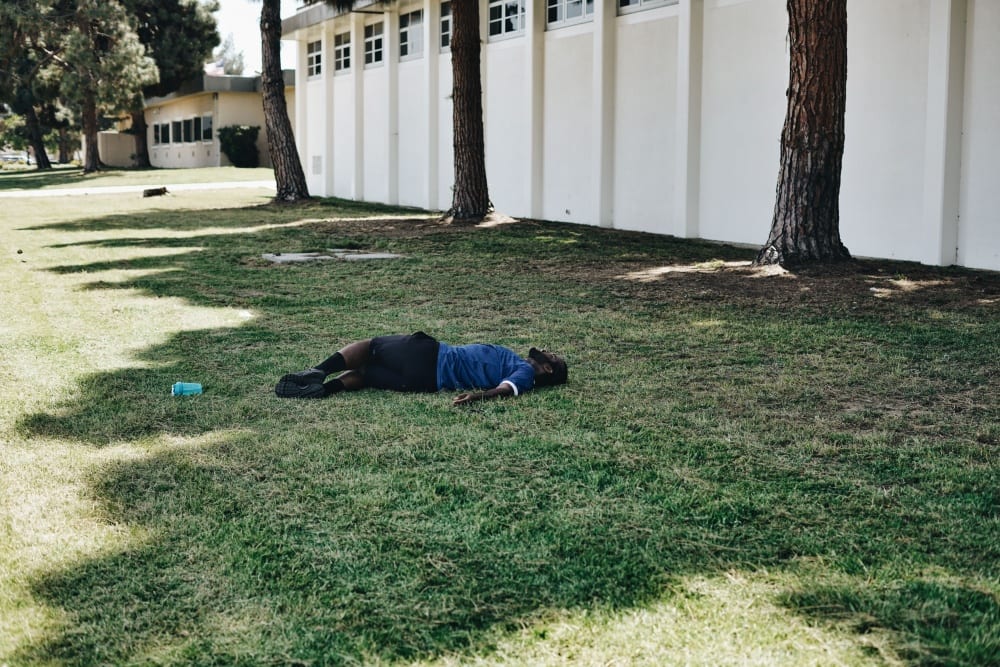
308,215,1000,318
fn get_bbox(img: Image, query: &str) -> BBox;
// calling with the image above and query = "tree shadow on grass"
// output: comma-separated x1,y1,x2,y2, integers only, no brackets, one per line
10,207,1000,665
0,165,86,191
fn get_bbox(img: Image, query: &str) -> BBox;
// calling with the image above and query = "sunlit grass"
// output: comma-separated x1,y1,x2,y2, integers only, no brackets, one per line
0,165,276,191
1,170,998,665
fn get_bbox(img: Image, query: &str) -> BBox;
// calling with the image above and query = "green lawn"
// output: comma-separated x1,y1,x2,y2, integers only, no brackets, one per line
0,164,274,191
1,168,998,666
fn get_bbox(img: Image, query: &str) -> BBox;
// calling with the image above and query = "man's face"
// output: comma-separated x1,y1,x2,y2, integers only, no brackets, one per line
529,347,561,370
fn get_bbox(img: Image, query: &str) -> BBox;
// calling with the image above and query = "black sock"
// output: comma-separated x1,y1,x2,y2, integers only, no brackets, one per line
323,378,345,396
316,352,346,375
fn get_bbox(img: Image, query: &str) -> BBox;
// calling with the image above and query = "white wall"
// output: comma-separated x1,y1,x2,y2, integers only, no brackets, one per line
541,27,595,224
614,8,678,235
840,0,931,262
363,65,390,203
959,0,1000,271
485,38,530,216
398,58,429,207
698,0,787,246
285,0,1000,271
437,56,454,210
305,76,327,191
332,74,356,198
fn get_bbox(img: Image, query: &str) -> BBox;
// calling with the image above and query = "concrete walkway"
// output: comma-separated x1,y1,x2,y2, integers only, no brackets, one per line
0,180,276,198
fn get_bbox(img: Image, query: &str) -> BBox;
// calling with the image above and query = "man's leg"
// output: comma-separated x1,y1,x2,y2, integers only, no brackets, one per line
314,339,372,375
276,339,373,398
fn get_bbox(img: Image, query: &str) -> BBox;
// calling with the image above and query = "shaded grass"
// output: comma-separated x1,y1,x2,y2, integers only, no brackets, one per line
1,184,998,665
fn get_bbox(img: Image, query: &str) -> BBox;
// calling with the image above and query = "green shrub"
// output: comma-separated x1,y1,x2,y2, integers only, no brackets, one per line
218,125,260,168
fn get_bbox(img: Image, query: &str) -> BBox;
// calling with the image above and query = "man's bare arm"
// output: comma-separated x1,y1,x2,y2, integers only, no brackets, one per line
452,383,516,406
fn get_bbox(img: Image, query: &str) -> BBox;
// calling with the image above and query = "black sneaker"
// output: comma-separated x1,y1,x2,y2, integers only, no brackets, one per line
281,368,326,384
275,378,327,398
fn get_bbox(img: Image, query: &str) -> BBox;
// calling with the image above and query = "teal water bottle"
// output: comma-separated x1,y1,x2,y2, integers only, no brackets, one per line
171,382,203,396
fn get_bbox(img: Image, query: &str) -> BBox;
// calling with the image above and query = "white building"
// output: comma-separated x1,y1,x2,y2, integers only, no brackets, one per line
282,0,1000,272
140,73,296,169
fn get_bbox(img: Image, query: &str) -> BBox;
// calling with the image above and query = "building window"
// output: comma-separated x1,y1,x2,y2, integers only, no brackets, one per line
201,114,213,141
158,123,169,144
364,22,383,65
183,118,194,143
153,124,161,145
334,32,351,71
193,116,202,141
171,121,182,144
440,1,451,50
399,10,424,59
307,40,322,76
548,0,594,26
488,1,524,39
618,0,675,14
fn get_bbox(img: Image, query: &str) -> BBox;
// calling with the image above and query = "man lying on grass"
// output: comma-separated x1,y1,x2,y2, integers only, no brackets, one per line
275,331,567,406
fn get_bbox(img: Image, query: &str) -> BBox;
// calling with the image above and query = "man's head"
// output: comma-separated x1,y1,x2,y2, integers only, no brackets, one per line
528,348,568,387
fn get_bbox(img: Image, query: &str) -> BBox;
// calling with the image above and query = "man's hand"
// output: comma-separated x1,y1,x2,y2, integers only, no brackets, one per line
452,392,482,406
452,383,515,406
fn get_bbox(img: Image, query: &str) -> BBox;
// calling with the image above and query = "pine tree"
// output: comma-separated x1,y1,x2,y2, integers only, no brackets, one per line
51,0,159,172
260,0,310,201
0,1,59,168
755,0,851,266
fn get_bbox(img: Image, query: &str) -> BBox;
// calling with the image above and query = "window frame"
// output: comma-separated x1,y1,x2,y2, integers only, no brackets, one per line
618,0,676,15
399,9,424,60
440,1,451,51
306,39,322,77
547,0,594,28
364,21,384,66
487,0,525,41
334,31,351,72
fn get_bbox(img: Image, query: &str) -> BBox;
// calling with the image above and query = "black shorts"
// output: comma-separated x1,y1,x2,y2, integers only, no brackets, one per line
365,332,440,392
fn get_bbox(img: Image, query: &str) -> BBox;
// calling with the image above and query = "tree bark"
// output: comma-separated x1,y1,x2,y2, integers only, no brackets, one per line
131,107,150,168
260,0,310,202
23,105,52,170
448,0,491,221
81,91,100,173
755,0,850,267
58,127,72,164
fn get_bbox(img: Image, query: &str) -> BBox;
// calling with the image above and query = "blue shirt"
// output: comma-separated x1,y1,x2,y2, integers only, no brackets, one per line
436,343,535,395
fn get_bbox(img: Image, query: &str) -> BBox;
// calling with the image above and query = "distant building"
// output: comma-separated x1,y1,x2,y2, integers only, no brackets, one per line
99,72,296,169
283,0,1000,272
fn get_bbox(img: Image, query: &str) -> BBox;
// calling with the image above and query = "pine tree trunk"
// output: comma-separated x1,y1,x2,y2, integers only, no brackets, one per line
131,107,151,168
82,92,100,173
58,127,72,164
23,106,52,170
755,0,850,267
260,0,309,202
449,0,491,221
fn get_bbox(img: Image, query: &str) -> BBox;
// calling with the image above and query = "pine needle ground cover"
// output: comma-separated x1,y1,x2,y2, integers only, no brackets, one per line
1,170,997,666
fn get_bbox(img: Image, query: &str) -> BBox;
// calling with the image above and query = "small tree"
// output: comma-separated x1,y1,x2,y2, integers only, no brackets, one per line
218,124,259,167
755,0,851,267
212,33,246,75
